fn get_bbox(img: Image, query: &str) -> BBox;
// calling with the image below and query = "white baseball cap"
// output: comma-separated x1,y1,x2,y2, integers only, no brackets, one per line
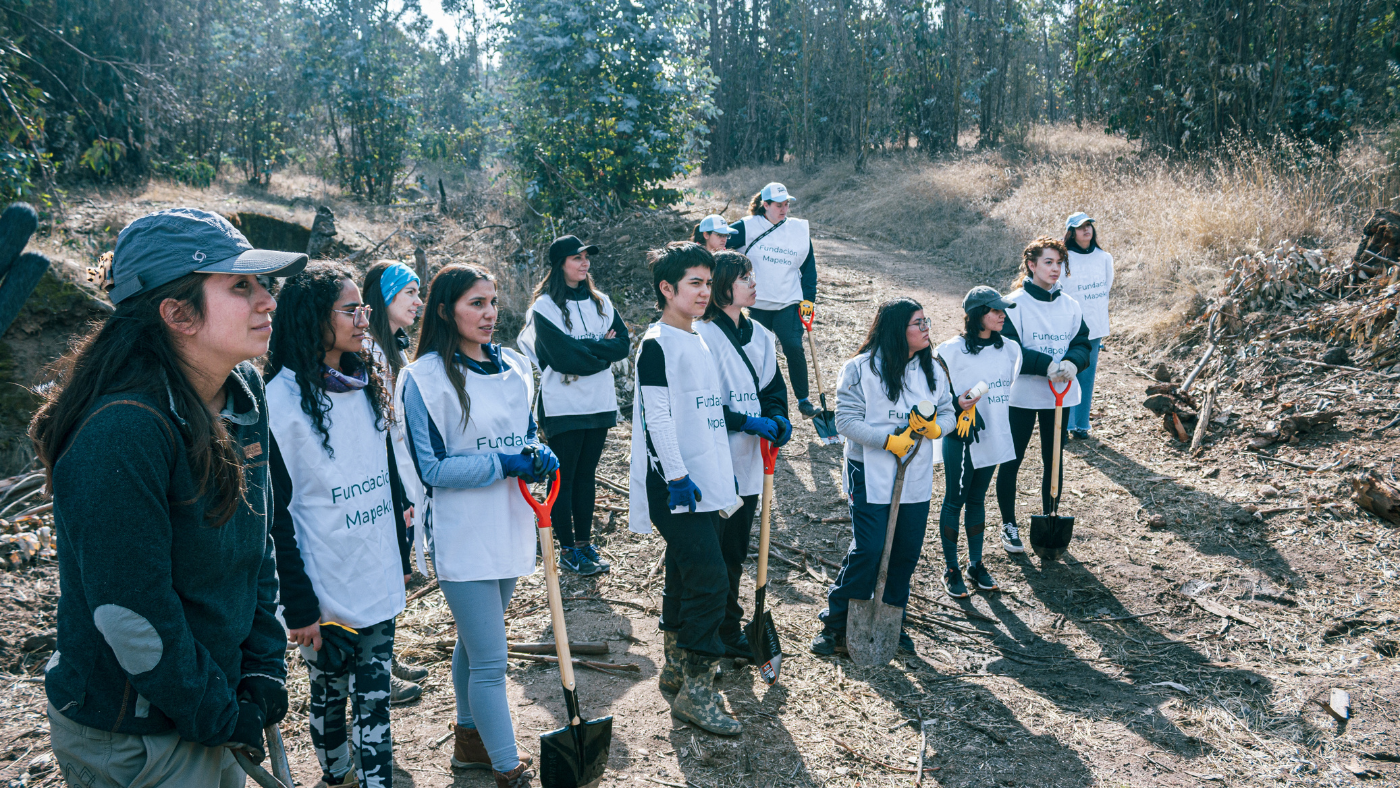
698,215,736,235
760,182,795,203
1065,212,1094,230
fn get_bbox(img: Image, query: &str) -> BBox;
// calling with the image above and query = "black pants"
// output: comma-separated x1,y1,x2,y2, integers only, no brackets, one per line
749,304,810,400
649,475,727,658
545,426,608,545
996,406,1067,525
719,494,760,637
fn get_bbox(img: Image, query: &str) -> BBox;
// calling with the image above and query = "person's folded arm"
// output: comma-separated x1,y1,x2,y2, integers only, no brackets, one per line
534,314,612,376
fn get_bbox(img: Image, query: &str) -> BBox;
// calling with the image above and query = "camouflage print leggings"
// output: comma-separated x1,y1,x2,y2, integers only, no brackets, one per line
301,618,396,788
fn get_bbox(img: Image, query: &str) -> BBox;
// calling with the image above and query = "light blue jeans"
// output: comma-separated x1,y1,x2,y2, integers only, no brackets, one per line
439,577,519,772
1068,338,1102,433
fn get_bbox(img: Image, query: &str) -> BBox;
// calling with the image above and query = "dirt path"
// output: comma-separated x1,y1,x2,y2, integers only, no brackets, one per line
1,227,1394,788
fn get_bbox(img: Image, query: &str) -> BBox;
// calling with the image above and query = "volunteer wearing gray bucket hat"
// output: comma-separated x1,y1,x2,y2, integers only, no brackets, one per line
719,182,819,417
1060,212,1114,440
33,207,299,787
109,207,308,303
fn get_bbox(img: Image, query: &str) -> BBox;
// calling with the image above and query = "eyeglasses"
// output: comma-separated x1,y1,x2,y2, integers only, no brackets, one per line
737,273,754,284
908,318,931,330
333,306,373,324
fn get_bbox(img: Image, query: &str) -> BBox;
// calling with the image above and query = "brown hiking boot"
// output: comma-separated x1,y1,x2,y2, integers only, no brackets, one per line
671,651,742,736
493,757,535,788
658,631,682,695
450,722,491,770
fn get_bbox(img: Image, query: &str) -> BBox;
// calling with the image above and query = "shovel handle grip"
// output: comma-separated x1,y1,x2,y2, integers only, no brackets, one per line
517,470,562,529
760,439,780,475
1047,378,1071,405
799,301,814,331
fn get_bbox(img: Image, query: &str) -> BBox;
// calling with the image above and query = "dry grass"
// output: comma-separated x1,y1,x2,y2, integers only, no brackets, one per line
681,124,1398,340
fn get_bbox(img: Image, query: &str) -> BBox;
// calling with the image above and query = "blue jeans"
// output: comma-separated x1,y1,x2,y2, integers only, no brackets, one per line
439,577,520,772
1068,338,1102,432
818,459,930,633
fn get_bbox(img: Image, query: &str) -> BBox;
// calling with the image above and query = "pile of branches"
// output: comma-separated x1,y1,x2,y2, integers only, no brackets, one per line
1205,209,1400,370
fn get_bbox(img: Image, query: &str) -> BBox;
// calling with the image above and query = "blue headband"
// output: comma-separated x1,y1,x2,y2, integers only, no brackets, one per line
379,263,419,306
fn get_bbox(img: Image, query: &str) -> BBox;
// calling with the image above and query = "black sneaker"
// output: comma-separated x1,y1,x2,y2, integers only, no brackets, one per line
809,629,844,656
964,561,999,592
1070,429,1090,440
720,628,751,659
798,399,818,418
943,569,971,599
559,547,603,576
577,543,610,573
897,630,916,653
1001,522,1025,554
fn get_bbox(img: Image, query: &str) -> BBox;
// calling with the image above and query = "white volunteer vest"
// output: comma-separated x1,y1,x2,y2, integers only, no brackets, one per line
628,323,737,533
266,369,406,629
694,317,779,497
516,293,619,418
367,339,424,534
935,337,1022,469
1064,248,1114,340
397,349,538,582
1005,288,1084,410
741,215,810,311
841,352,948,505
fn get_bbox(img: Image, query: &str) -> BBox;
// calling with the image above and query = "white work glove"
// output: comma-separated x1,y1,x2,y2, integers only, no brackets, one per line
1049,360,1078,383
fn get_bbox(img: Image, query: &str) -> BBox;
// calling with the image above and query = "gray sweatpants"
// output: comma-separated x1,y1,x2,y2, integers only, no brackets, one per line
48,703,246,788
439,577,519,772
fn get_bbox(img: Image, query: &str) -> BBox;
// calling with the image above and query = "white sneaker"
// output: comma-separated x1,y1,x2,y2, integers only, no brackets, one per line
1001,522,1025,553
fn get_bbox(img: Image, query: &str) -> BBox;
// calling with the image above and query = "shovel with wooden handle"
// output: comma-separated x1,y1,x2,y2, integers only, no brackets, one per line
846,433,924,666
519,471,613,788
233,725,294,788
744,439,783,684
798,302,840,445
1030,379,1075,561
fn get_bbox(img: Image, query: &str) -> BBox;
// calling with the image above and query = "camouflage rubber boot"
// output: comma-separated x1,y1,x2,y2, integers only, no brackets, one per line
493,756,535,788
671,652,742,736
658,631,682,695
450,722,492,770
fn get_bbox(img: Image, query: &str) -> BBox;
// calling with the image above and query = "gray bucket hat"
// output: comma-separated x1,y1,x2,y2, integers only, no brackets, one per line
109,208,308,303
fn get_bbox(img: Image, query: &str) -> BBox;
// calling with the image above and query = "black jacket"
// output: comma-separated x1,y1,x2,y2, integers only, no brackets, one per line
1000,278,1093,377
46,363,286,745
533,285,630,436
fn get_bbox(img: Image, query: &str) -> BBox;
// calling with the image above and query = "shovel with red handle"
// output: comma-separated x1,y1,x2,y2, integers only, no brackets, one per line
798,302,840,445
518,470,613,788
1029,379,1075,561
744,439,783,684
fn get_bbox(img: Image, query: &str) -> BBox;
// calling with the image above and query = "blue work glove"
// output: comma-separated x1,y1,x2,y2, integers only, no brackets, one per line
741,416,782,443
772,414,793,446
526,445,560,482
498,452,536,479
666,476,703,513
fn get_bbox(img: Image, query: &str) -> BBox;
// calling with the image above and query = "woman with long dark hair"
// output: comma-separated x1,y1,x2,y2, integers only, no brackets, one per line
692,250,791,662
265,264,408,788
722,183,820,418
1060,213,1114,439
516,236,629,576
811,298,954,657
362,259,430,700
32,209,303,785
399,264,557,788
996,237,1093,555
934,288,1021,597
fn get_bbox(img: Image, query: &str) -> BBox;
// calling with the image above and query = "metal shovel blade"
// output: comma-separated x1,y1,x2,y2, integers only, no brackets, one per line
813,393,840,445
540,711,614,788
1029,514,1075,561
744,584,783,685
846,597,903,666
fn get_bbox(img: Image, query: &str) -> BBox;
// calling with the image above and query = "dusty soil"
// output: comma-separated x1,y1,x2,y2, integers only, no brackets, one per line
0,215,1397,788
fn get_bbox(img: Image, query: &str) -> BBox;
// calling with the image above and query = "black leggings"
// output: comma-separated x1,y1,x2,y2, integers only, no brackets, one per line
546,426,609,545
996,406,1066,525
749,304,810,400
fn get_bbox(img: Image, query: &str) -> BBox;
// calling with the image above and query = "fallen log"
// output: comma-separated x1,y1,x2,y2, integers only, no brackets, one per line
508,641,609,656
505,651,640,674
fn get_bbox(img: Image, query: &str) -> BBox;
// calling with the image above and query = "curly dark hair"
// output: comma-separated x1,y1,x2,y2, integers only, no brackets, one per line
960,306,1005,355
265,263,389,457
1020,236,1071,282
855,298,936,402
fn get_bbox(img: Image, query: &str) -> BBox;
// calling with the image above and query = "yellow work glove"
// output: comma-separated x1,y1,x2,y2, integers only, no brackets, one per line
956,405,977,439
884,426,916,458
909,407,942,439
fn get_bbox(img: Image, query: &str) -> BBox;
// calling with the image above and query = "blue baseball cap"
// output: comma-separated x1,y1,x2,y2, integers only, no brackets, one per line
760,182,794,203
1065,212,1094,230
109,208,308,304
697,215,735,235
